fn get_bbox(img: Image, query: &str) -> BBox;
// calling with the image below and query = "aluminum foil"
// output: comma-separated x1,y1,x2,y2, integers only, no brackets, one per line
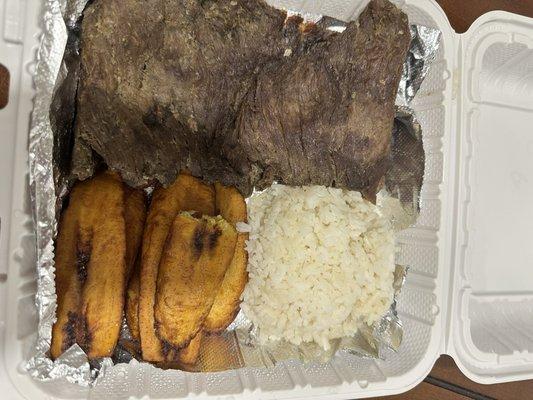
25,0,441,386
397,25,442,107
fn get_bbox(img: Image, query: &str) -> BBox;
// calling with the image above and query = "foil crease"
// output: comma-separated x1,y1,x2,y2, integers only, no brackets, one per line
26,0,441,387
397,25,442,107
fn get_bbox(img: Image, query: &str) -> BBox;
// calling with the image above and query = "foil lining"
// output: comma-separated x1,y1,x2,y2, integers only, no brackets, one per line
26,0,441,387
397,25,442,107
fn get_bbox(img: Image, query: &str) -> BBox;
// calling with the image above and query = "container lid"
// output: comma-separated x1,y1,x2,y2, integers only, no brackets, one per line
448,11,533,384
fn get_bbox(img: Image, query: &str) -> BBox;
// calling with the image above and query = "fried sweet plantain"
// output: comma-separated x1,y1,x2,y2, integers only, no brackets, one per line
175,183,248,363
51,172,145,359
125,258,141,342
176,332,203,365
204,183,249,332
75,173,128,358
124,189,146,342
154,213,237,352
50,199,83,359
139,173,215,361
124,187,147,277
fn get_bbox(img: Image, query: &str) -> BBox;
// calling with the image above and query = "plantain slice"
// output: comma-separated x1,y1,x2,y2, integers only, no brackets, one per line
204,183,249,333
139,173,215,362
177,332,203,365
76,173,129,358
50,199,83,360
214,183,248,226
51,171,136,359
177,183,248,363
154,213,237,353
124,187,147,278
123,188,146,343
125,257,141,342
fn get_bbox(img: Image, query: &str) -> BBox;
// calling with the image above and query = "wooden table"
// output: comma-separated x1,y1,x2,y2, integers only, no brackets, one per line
381,3,533,400
374,355,533,400
1,0,532,399
436,0,533,33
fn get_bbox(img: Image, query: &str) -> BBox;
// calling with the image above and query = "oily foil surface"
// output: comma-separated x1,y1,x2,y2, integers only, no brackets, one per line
26,0,441,386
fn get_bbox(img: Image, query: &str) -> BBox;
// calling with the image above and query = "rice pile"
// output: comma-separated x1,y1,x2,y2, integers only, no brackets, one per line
241,185,396,350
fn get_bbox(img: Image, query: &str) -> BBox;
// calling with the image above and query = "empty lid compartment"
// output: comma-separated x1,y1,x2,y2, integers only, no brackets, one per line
452,13,533,383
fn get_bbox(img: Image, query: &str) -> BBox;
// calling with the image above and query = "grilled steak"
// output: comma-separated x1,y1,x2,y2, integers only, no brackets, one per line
73,0,410,197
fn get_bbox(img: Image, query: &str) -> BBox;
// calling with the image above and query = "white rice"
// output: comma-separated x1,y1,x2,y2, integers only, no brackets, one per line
241,184,395,350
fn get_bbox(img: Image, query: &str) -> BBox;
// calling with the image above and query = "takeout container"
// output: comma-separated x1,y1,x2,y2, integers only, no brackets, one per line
1,0,533,398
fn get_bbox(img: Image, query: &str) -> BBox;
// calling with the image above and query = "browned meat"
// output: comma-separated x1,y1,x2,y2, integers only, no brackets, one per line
73,0,410,197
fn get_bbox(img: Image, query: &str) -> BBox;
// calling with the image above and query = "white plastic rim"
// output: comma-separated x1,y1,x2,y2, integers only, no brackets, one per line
0,0,532,399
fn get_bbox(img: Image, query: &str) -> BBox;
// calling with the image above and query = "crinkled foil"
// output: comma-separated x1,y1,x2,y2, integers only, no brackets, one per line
26,0,441,386
25,0,96,387
397,25,442,107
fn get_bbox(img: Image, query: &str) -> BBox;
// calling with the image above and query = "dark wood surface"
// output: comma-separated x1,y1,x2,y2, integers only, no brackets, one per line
380,3,533,400
429,356,533,400
375,356,533,400
436,0,533,33
0,64,8,110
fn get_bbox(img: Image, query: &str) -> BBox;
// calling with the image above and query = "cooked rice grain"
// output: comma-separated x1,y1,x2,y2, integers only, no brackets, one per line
241,185,395,350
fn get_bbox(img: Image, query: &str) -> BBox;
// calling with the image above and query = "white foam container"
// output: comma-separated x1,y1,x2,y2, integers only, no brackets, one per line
1,0,533,398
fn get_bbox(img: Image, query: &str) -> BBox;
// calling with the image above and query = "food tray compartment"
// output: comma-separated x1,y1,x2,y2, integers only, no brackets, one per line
0,0,458,398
